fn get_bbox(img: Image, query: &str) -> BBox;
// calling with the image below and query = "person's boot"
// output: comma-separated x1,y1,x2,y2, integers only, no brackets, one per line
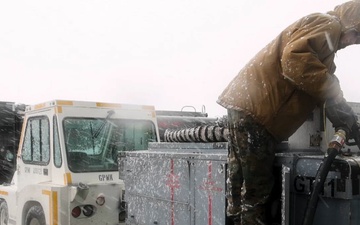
233,216,241,225
241,205,268,225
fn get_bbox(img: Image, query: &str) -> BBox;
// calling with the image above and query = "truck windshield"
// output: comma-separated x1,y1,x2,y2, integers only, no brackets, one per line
63,117,157,172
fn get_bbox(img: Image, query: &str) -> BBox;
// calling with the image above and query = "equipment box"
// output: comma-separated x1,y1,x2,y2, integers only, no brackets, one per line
275,153,360,225
121,142,228,225
120,143,360,225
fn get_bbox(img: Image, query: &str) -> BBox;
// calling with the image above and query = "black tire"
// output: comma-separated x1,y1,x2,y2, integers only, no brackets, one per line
25,205,46,225
0,201,8,225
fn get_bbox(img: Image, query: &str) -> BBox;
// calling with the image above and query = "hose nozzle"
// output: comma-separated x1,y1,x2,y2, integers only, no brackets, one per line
328,129,346,152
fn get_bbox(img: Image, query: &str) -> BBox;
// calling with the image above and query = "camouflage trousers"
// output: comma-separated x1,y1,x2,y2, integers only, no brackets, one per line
226,109,277,225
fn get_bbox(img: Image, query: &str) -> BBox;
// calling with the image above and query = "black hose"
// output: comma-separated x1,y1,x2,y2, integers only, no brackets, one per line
302,147,339,225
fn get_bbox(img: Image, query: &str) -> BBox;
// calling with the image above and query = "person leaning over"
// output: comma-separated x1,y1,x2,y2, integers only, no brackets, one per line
217,1,360,224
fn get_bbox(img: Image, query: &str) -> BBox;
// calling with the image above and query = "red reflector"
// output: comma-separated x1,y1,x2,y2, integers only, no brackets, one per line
71,206,81,218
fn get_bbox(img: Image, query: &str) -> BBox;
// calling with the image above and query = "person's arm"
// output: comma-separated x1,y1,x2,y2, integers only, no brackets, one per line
281,19,342,101
282,17,360,140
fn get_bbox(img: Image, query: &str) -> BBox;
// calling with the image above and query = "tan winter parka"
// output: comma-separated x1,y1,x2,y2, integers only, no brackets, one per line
217,1,360,142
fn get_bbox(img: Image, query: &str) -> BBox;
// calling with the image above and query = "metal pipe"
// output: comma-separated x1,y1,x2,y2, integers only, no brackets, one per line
164,125,228,143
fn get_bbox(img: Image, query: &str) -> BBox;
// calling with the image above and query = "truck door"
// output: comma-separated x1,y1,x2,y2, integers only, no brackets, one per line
18,114,51,190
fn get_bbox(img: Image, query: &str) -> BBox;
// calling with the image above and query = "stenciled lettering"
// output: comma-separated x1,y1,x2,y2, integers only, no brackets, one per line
294,175,315,193
99,174,113,181
33,168,42,175
294,175,338,197
24,167,30,173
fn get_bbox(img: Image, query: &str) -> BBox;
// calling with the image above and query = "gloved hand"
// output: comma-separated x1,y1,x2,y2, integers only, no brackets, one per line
348,122,360,150
325,98,358,139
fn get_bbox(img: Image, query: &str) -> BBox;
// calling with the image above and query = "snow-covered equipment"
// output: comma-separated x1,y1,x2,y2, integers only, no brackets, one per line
120,102,360,225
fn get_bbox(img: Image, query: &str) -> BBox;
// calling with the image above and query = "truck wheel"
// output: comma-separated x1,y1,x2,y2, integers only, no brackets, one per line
0,201,9,225
25,205,46,225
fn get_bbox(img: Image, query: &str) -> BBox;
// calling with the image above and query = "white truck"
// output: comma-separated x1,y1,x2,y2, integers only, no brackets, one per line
119,103,360,225
0,99,160,225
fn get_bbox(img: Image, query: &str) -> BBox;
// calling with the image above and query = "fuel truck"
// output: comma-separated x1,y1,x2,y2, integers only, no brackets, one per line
119,102,360,225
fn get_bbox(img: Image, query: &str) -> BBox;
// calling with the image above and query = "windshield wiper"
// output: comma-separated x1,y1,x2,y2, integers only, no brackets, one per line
92,110,115,139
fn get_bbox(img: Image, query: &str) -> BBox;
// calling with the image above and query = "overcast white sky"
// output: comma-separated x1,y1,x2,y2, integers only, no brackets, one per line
0,0,359,117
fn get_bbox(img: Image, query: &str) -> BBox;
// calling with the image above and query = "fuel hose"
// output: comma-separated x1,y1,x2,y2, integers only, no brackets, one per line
302,129,346,225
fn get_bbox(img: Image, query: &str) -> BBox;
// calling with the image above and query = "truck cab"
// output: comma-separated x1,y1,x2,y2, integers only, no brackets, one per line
0,100,159,225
